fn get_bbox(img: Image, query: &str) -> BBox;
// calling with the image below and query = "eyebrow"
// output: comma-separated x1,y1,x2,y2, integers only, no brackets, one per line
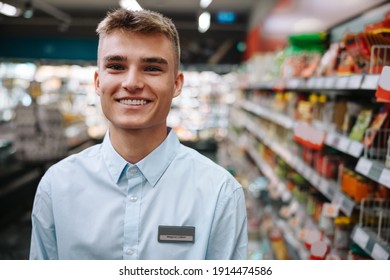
103,55,127,62
142,57,168,65
102,55,168,66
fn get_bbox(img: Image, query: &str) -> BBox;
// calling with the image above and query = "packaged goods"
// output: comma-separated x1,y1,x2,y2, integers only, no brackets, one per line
362,110,389,147
280,32,327,79
341,102,362,135
333,217,352,249
352,175,376,202
341,167,354,197
349,109,373,142
269,228,289,260
316,43,341,77
315,153,341,180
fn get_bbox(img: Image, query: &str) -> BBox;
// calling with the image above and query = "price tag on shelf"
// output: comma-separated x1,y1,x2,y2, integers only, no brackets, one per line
303,165,312,179
296,159,304,173
325,132,337,146
289,156,297,168
287,78,300,89
298,78,307,89
338,137,350,153
324,77,335,89
341,196,355,217
311,172,321,187
355,157,373,176
353,227,369,249
347,75,363,89
348,141,364,158
326,185,335,199
335,76,349,89
307,77,316,88
361,74,380,90
319,178,330,197
331,193,343,209
372,243,390,260
378,168,390,188
315,77,324,88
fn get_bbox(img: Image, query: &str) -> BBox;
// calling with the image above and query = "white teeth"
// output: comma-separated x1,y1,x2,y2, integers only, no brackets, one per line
119,99,148,105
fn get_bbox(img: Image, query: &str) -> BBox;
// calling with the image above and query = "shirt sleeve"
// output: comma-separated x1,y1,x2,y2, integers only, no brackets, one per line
29,171,59,260
205,178,248,260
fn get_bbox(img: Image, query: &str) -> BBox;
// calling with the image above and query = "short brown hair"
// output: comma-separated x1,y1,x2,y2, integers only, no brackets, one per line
96,8,180,70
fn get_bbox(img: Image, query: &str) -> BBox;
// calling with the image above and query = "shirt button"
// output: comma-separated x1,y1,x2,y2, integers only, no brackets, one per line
126,248,135,255
129,195,138,202
129,167,138,174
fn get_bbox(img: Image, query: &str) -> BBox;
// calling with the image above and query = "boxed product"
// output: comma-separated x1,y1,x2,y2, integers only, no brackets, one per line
349,109,373,142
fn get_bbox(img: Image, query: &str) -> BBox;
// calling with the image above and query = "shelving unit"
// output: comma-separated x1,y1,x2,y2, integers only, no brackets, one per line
228,77,390,259
223,2,390,260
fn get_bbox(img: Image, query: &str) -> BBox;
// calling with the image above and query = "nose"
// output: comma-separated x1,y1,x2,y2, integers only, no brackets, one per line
122,67,144,92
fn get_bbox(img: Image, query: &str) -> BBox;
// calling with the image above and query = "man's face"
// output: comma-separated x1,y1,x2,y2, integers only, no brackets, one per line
94,30,183,132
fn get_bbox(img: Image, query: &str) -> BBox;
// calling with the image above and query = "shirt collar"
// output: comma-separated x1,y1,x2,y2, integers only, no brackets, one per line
102,131,128,184
102,128,180,186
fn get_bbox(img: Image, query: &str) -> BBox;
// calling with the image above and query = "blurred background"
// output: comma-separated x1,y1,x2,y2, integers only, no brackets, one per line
1,0,390,260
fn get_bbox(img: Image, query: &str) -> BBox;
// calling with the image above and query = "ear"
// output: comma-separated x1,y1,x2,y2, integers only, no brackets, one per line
173,72,184,98
94,70,101,96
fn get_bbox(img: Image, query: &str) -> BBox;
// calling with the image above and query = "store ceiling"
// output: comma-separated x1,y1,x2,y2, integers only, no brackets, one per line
2,0,386,66
0,0,259,66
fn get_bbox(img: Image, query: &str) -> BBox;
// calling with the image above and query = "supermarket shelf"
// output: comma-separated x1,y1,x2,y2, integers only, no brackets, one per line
325,132,364,158
242,115,356,216
239,100,366,159
244,144,311,260
276,219,310,260
355,157,390,189
351,226,390,260
244,74,379,92
239,100,294,130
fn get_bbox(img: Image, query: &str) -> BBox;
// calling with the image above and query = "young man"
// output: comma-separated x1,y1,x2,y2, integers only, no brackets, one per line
29,8,248,260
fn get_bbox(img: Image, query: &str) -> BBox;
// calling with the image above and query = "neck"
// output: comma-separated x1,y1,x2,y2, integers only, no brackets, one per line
108,125,168,164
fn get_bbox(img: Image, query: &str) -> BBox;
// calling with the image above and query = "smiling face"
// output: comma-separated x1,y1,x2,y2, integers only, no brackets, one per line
94,29,183,134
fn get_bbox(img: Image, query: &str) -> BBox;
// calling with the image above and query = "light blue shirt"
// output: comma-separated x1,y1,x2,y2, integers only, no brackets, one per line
29,128,248,260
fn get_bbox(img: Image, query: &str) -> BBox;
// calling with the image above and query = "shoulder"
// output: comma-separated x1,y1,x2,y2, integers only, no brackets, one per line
43,143,101,178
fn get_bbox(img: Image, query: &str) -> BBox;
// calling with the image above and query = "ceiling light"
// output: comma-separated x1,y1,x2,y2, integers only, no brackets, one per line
293,18,324,33
200,0,213,9
0,2,22,17
198,11,211,33
119,0,143,11
23,1,34,19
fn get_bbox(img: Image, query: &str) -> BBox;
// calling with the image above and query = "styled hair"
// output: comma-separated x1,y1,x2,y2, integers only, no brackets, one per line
96,8,180,69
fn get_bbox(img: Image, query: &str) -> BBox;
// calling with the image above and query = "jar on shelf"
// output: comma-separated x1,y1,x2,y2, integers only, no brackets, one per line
341,167,352,196
352,175,376,202
333,216,352,249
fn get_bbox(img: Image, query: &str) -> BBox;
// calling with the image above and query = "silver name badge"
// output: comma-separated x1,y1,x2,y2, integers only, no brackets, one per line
158,225,195,243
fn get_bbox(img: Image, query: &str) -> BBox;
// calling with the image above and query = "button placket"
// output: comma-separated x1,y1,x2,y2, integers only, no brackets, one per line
123,165,143,259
